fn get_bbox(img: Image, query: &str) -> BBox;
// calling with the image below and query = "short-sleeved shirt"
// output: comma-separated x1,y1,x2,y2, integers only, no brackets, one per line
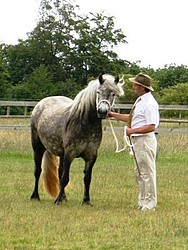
131,92,159,129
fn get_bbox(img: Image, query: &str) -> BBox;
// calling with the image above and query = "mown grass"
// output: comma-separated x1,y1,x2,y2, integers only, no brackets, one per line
0,127,188,249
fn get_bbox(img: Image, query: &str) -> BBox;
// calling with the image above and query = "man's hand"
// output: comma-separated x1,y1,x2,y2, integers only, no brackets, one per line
107,111,113,118
126,127,132,137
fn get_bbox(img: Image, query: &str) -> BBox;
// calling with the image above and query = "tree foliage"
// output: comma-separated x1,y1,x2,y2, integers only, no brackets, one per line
159,82,188,105
0,0,188,105
154,64,188,89
0,44,12,98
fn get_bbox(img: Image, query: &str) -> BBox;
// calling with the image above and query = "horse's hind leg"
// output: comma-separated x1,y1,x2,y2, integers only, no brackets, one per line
54,156,70,205
30,139,45,201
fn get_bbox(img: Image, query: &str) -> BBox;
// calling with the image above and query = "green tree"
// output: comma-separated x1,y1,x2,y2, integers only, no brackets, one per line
158,82,188,118
55,78,82,99
11,65,56,100
0,43,11,98
159,82,188,105
27,0,128,85
155,64,188,89
1,0,131,100
4,41,36,86
70,11,128,82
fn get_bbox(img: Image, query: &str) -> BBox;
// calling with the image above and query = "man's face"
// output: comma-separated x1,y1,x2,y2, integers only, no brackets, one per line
132,83,145,96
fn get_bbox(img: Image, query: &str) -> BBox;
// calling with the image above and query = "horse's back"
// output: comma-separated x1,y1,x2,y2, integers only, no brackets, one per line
31,96,73,154
31,96,72,123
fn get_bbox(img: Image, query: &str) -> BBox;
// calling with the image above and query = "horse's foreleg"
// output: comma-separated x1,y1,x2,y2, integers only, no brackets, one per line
54,156,70,205
82,157,96,206
30,148,45,200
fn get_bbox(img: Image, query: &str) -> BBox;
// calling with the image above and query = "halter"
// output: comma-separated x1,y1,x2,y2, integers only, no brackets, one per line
96,91,115,111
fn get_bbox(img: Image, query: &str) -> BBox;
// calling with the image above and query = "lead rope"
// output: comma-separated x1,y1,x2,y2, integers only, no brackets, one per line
108,120,134,154
108,121,141,175
123,126,134,155
108,119,126,153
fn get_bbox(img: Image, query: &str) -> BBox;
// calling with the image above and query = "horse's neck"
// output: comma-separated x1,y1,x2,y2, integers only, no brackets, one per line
67,101,100,129
81,110,102,132
82,105,100,125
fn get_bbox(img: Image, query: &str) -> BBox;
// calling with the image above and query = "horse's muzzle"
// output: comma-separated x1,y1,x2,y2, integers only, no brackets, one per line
97,103,110,119
97,110,108,119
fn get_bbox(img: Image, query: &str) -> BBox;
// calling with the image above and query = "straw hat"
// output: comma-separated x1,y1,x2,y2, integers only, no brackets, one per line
129,73,154,91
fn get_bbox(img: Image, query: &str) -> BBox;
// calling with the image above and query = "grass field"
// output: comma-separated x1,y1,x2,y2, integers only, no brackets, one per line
0,124,188,249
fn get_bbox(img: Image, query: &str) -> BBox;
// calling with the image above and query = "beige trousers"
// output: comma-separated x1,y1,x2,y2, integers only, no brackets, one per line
132,133,157,209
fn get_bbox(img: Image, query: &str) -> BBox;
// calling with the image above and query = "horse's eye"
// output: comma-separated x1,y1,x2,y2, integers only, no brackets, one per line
112,93,115,97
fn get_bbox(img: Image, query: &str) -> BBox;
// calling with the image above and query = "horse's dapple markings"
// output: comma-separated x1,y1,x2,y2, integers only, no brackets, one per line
30,73,124,206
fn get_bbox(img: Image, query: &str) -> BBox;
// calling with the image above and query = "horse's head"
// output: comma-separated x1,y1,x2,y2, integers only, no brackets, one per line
96,73,124,119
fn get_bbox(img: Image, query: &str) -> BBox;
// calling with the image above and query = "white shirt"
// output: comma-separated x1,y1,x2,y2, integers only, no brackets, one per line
131,92,159,129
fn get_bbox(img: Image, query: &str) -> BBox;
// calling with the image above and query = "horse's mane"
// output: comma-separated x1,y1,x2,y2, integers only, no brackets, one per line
68,74,124,121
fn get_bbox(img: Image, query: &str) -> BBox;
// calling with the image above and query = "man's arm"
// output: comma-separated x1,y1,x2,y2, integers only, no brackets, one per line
126,124,155,136
108,111,129,122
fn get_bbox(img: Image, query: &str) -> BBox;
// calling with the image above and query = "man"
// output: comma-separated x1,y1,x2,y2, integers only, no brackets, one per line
108,73,159,211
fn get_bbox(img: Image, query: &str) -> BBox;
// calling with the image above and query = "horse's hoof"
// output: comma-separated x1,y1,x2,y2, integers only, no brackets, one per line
54,196,67,205
30,194,40,201
54,199,61,205
82,201,93,206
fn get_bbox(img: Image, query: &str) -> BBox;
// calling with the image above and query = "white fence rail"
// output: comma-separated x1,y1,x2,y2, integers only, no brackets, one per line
0,101,37,118
0,101,188,124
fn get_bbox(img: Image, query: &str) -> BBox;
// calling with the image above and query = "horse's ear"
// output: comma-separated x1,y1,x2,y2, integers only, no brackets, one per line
98,73,105,84
114,76,119,84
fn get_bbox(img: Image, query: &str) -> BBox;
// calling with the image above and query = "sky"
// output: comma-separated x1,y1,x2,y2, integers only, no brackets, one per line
0,0,187,69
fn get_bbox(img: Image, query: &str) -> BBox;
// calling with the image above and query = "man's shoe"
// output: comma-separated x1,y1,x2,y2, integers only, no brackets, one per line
140,207,155,212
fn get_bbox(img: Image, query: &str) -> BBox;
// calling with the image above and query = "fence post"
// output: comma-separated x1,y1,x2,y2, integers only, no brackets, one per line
24,106,27,117
6,106,10,117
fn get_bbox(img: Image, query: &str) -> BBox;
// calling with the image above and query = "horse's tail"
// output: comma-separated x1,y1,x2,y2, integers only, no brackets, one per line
41,151,60,198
